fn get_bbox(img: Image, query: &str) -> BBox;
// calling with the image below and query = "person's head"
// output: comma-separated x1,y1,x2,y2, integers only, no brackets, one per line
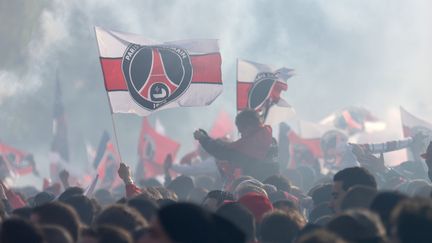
230,176,254,193
166,175,194,200
235,109,262,136
390,198,432,243
327,209,386,243
238,192,273,222
33,191,55,207
41,225,73,243
64,195,95,225
127,197,159,222
369,191,408,233
308,202,334,223
81,225,133,243
309,183,332,207
94,204,148,234
263,174,292,193
217,202,256,242
31,201,80,242
146,202,215,243
202,190,234,210
58,186,84,202
340,185,377,211
234,179,267,200
259,210,306,243
273,199,299,213
140,187,163,201
94,189,115,206
212,214,246,243
12,206,33,220
0,218,44,243
296,229,347,243
331,167,377,213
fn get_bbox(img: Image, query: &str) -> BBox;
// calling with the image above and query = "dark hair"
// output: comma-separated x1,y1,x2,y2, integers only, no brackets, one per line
127,197,159,221
33,191,55,206
333,167,377,191
64,195,95,225
263,174,292,192
31,202,80,241
216,202,255,242
158,203,215,243
259,210,305,243
390,198,432,243
94,189,114,206
309,203,333,223
309,183,332,206
82,225,133,243
12,206,33,220
1,218,44,243
167,176,194,200
327,209,386,243
94,204,148,233
273,199,299,211
41,225,73,243
235,109,261,129
296,229,347,243
58,187,84,202
369,191,408,233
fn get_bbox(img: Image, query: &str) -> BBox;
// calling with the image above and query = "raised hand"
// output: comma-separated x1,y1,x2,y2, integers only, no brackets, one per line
118,163,133,184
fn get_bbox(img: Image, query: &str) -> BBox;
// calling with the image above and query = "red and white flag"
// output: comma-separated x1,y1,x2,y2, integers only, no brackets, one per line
0,143,35,177
288,120,331,158
136,118,180,179
320,106,386,135
95,27,223,116
237,59,295,124
400,106,432,137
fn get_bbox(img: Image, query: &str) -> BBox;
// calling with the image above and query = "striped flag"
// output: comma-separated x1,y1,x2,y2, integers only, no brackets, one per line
400,106,432,138
95,27,223,116
236,59,295,124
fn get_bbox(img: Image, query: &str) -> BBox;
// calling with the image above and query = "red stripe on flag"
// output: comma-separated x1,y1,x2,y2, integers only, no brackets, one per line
237,82,252,111
100,58,128,91
190,53,222,84
100,53,221,92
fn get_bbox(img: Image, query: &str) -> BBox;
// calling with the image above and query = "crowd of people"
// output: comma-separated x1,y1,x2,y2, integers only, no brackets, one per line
1,109,432,243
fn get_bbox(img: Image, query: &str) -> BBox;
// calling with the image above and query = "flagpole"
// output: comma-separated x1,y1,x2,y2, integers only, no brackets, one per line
93,27,123,162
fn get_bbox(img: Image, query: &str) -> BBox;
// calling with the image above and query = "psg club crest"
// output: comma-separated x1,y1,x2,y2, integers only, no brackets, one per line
122,44,193,110
247,72,278,110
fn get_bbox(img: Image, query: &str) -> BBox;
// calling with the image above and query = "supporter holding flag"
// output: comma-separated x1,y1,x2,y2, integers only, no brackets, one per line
237,59,295,125
194,109,278,181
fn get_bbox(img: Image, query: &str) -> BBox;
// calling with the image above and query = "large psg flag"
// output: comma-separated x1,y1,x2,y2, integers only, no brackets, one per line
95,27,223,116
237,59,295,124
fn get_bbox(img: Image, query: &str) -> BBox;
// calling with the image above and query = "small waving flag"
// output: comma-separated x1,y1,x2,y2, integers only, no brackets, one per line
95,27,223,116
136,118,180,179
237,59,295,124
